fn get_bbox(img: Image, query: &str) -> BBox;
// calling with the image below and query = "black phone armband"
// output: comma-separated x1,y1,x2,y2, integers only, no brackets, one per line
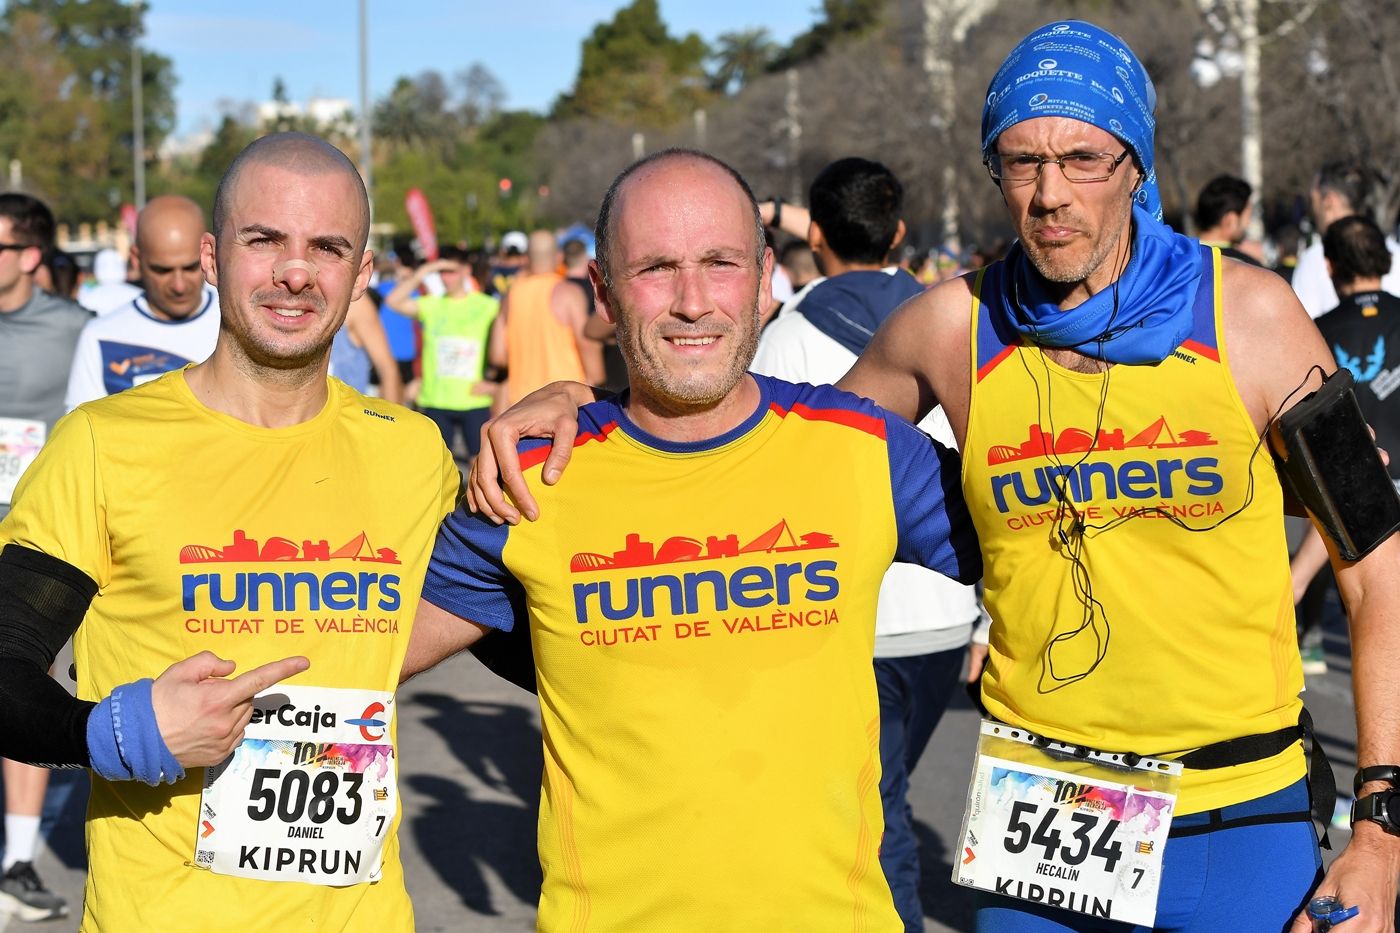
1270,368,1400,560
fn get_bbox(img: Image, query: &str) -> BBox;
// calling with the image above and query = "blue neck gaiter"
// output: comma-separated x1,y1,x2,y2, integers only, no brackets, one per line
991,205,1203,364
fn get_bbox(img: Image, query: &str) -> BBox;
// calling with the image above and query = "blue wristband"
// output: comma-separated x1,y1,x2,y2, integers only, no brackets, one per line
85,679,185,786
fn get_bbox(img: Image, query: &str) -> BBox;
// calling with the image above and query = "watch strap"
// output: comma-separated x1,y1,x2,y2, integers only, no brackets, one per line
1354,765,1400,796
1351,790,1400,834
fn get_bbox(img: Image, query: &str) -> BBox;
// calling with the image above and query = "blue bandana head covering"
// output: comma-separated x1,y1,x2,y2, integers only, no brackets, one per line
981,20,1162,220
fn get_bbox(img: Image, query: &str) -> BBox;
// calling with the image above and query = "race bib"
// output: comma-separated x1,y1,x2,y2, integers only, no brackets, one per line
955,721,1181,927
195,685,397,887
435,337,482,381
0,418,45,506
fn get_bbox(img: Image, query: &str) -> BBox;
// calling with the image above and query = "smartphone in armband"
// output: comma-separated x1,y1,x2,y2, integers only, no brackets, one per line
1270,368,1400,561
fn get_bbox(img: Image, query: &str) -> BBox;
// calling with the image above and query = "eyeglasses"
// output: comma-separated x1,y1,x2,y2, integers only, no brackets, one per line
984,151,1132,183
0,242,33,252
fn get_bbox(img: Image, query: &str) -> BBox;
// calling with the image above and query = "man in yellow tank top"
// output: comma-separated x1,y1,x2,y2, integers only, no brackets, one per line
0,133,459,931
841,23,1400,933
492,230,604,406
474,21,1400,933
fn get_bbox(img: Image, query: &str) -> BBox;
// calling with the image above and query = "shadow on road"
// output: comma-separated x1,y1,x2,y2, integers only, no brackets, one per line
917,817,977,932
408,693,543,917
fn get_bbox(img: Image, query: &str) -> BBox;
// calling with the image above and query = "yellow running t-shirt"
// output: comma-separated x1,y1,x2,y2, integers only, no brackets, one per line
1,370,459,932
424,374,982,933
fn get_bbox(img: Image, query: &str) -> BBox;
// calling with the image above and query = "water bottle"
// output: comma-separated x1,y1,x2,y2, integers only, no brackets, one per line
1308,895,1358,932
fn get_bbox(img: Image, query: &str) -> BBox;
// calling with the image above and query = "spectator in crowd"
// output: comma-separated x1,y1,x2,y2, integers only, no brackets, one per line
0,192,90,922
385,245,499,456
755,156,982,933
65,195,219,408
1194,174,1263,266
490,230,603,406
76,247,139,315
1292,160,1400,318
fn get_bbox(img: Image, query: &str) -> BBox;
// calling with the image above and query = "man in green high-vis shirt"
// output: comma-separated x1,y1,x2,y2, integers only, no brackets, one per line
385,246,499,457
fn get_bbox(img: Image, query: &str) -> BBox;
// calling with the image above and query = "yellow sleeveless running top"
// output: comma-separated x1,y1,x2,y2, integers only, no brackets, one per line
963,248,1304,814
505,272,586,403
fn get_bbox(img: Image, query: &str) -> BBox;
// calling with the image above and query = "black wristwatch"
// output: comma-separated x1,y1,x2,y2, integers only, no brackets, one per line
1352,789,1400,834
769,197,783,230
1352,766,1400,834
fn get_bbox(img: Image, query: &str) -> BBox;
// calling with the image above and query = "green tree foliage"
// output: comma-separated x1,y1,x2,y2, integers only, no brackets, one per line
0,13,105,217
149,115,259,220
374,72,457,158
365,63,533,242
361,64,546,246
553,0,711,126
457,64,505,129
0,0,175,222
769,0,885,70
710,28,779,94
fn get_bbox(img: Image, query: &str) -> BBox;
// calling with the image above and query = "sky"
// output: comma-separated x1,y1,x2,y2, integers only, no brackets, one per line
144,1,821,138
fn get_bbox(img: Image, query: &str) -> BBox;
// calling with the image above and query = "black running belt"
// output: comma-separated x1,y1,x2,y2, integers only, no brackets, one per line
1162,709,1334,849
1171,724,1301,769
979,708,1337,849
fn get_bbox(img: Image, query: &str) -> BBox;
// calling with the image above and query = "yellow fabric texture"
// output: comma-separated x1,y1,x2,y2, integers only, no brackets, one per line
504,406,902,933
1,371,459,931
504,272,585,403
963,253,1304,814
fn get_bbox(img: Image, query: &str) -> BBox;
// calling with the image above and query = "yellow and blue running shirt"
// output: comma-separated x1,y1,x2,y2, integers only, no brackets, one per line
1,370,460,932
424,374,981,933
963,247,1305,814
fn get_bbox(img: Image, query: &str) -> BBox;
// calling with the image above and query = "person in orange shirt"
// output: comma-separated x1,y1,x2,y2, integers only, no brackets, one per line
489,230,603,406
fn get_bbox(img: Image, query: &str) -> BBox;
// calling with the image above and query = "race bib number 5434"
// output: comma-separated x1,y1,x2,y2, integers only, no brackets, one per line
954,721,1182,927
195,685,397,887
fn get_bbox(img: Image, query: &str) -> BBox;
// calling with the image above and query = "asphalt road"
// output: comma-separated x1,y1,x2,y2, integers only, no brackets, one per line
2,612,1367,932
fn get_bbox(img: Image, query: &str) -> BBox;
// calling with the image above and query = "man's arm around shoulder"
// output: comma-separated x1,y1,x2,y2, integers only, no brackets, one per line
838,273,973,435
402,599,494,681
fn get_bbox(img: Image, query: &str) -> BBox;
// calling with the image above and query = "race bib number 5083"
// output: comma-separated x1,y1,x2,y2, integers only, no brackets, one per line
195,685,397,887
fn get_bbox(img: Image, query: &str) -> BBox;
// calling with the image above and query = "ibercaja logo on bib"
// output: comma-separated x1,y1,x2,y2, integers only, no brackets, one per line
248,697,391,743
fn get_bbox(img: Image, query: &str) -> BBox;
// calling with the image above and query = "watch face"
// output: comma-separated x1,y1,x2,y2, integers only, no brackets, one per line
1353,790,1400,834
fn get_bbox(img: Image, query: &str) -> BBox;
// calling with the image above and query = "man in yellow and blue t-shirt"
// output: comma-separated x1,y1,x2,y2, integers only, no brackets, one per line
405,149,981,932
0,133,458,931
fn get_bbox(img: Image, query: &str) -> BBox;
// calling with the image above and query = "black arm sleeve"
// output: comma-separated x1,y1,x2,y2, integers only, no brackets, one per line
0,544,99,767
